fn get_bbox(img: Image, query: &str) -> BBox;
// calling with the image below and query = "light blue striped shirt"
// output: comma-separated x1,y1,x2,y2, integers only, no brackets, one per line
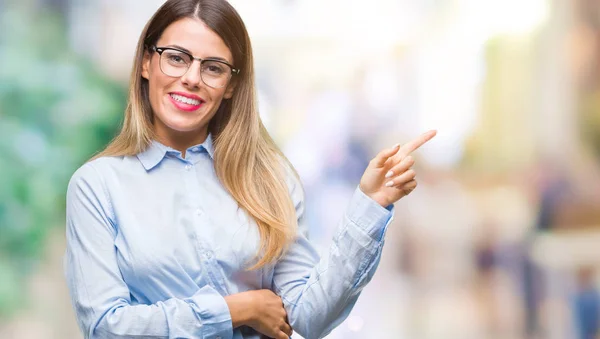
64,134,394,339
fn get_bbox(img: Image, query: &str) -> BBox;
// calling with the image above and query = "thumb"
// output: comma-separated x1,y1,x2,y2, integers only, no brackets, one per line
371,143,400,168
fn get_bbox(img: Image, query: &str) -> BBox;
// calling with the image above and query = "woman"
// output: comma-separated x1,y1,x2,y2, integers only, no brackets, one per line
63,0,436,338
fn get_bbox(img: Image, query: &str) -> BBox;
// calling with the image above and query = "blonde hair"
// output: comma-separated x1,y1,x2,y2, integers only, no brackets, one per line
94,0,299,270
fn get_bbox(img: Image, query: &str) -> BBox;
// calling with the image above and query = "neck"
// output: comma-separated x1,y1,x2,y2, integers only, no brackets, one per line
155,126,209,159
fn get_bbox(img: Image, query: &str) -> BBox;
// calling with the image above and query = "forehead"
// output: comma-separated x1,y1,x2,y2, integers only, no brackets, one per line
158,17,233,63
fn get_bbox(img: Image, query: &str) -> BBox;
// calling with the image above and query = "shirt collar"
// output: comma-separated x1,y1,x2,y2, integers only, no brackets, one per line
136,133,215,171
200,132,215,159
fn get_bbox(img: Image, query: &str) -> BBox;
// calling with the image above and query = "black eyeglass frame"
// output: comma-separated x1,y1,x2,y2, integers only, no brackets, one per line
148,45,240,83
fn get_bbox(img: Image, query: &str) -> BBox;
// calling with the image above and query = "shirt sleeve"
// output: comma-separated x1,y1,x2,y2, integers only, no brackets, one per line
63,162,233,339
273,172,394,339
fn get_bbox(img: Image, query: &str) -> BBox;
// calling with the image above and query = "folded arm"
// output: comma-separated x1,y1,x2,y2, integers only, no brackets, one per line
64,163,233,339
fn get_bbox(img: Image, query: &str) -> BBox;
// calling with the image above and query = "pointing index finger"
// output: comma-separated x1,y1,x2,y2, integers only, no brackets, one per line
398,130,437,157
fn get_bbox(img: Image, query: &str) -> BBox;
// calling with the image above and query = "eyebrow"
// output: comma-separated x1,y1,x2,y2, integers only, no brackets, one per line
165,44,231,63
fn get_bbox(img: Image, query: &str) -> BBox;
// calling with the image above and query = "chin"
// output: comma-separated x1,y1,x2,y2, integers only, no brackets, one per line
166,121,205,134
167,112,205,128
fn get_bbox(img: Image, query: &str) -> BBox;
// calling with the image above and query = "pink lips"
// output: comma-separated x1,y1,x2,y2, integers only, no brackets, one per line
168,92,205,112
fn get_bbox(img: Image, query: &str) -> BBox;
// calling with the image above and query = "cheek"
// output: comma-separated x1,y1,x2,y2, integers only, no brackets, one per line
149,70,165,93
148,74,172,107
207,88,228,106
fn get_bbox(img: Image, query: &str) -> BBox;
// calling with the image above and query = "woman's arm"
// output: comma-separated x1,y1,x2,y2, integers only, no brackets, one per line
64,163,233,339
272,174,393,339
274,132,435,339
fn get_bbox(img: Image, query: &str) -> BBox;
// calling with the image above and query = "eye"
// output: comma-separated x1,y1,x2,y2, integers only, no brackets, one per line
163,51,190,65
208,65,224,73
170,55,184,63
203,61,227,75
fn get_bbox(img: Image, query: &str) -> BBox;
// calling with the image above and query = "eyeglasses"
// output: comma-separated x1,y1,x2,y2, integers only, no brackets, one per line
148,45,240,89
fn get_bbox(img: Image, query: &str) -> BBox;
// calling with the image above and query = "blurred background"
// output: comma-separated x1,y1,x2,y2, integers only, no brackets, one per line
1,0,599,338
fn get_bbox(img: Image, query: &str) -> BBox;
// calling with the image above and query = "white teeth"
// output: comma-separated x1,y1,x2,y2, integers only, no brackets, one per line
170,94,201,106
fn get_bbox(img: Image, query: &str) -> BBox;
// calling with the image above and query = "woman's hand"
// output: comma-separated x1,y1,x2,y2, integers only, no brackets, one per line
359,130,437,207
246,289,292,339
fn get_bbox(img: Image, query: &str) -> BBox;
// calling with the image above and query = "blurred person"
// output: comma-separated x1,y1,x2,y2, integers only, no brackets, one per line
573,267,600,339
474,225,499,336
62,1,437,339
522,160,571,338
473,223,518,338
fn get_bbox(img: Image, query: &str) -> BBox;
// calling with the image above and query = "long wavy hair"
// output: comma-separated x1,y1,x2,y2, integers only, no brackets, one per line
94,0,299,270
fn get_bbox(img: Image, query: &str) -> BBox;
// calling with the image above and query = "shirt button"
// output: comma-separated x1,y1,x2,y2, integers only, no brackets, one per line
195,209,202,216
205,251,212,259
185,164,191,170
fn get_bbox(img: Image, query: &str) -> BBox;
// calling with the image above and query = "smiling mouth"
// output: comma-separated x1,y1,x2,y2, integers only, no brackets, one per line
169,93,204,106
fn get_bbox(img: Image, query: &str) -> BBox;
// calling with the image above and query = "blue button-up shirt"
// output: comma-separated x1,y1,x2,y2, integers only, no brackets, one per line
64,134,393,339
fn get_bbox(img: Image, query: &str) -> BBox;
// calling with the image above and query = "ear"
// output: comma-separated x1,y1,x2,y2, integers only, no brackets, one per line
223,81,237,99
141,51,151,80
223,84,235,99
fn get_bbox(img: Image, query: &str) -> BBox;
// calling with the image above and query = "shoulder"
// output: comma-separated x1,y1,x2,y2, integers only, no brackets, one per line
68,156,122,186
66,157,121,229
66,155,129,204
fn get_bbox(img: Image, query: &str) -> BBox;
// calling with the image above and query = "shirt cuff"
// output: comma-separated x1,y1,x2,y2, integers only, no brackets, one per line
346,186,394,241
186,285,233,339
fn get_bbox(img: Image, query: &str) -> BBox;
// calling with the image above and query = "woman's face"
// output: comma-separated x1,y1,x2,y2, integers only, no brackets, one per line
142,17,235,144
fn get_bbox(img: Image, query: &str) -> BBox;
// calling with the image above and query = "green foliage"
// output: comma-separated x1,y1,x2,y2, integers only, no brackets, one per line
0,5,126,316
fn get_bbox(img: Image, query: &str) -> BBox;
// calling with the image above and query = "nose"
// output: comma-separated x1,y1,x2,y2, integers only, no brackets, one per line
180,60,203,89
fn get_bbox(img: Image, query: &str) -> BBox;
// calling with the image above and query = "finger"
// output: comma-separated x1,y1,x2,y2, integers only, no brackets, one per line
276,331,290,339
398,130,437,157
283,314,292,336
273,307,291,336
281,322,293,336
400,179,418,195
384,156,414,179
371,143,401,168
384,169,416,187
